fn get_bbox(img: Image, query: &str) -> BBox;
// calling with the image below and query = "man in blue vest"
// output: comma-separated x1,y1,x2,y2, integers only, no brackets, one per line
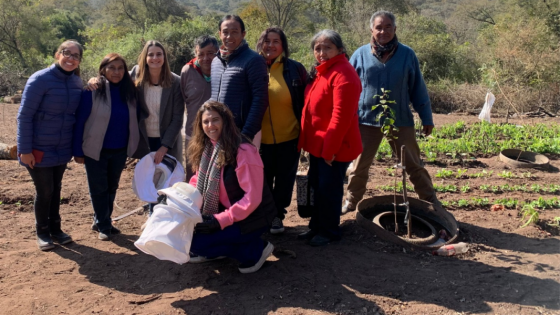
210,15,269,142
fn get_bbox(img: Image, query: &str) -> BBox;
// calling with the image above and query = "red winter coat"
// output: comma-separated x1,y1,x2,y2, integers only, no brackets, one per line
298,54,362,162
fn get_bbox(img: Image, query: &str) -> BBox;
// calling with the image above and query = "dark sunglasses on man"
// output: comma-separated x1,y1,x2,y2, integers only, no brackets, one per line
61,49,81,61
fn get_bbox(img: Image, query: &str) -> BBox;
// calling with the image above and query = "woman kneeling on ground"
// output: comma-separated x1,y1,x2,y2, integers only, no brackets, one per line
73,53,140,241
186,100,276,274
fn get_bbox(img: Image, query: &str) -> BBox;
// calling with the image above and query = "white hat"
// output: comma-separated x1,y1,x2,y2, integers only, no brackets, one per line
132,153,185,203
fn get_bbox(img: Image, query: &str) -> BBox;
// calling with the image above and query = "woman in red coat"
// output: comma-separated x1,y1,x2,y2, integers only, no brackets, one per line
297,29,362,246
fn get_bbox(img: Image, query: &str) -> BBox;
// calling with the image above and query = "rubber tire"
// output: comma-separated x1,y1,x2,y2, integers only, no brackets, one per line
373,211,438,245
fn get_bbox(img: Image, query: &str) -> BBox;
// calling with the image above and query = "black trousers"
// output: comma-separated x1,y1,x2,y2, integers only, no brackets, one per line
260,138,300,220
26,164,67,229
84,148,127,233
308,155,350,239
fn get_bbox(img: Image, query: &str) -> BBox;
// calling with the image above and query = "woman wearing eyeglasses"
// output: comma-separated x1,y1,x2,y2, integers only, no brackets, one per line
17,40,84,251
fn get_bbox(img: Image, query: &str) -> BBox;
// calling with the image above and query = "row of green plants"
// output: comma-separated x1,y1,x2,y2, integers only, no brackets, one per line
438,197,560,210
376,183,560,194
434,169,535,179
375,121,560,161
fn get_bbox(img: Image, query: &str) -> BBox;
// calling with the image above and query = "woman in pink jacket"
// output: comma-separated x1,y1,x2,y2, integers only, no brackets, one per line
186,100,276,273
297,30,363,246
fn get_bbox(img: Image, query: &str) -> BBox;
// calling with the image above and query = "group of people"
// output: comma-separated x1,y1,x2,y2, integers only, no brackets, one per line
16,10,440,273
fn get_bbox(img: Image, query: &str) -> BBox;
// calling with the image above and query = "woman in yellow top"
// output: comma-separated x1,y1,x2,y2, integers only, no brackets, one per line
255,27,308,234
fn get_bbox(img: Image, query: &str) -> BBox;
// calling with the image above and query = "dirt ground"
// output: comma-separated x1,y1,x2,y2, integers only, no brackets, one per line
1,103,559,315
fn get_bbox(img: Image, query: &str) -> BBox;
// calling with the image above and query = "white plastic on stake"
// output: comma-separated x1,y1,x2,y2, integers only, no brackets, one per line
478,91,496,123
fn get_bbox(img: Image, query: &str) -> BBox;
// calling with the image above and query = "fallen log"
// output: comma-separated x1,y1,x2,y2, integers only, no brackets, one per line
0,143,17,160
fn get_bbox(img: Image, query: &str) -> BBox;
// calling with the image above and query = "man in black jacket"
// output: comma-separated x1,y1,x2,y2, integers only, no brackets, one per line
210,15,269,142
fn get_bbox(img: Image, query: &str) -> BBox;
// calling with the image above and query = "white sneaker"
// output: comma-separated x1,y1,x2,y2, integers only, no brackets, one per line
238,242,274,274
341,200,356,214
189,254,226,264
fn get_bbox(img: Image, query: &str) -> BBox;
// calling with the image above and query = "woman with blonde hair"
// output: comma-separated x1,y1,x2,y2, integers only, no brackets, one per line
132,40,184,164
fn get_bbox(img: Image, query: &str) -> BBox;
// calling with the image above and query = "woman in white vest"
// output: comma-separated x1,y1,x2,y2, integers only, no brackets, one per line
73,53,140,241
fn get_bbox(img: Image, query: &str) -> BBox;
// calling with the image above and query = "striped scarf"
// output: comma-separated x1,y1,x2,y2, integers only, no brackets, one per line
371,35,398,60
196,141,222,215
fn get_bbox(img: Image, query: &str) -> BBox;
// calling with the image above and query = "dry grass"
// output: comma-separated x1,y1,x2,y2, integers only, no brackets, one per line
429,82,560,115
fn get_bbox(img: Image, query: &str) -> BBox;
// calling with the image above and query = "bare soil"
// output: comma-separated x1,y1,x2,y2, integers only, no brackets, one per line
1,103,559,315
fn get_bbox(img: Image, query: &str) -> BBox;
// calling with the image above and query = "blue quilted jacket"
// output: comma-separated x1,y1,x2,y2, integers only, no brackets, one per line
210,42,269,139
17,65,83,167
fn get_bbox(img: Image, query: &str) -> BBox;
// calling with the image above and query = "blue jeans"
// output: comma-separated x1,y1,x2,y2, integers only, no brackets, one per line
84,148,127,233
260,138,300,220
308,155,351,239
190,223,267,266
26,164,67,228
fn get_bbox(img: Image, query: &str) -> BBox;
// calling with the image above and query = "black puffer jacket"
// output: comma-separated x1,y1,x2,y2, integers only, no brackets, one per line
282,58,308,124
210,42,269,139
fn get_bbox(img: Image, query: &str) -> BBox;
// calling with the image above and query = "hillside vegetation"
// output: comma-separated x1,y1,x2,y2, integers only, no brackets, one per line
0,0,558,114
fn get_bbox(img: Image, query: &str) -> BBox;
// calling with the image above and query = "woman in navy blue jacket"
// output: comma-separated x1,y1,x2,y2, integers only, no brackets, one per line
73,53,140,241
17,40,84,251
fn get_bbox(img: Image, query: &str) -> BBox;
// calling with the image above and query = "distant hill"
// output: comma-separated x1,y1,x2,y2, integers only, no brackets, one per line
181,0,250,13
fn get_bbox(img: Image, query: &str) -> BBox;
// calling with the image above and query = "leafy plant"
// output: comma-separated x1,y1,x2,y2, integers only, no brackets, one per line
520,205,539,227
471,197,490,206
372,88,398,142
498,171,516,179
460,183,470,193
470,170,493,178
457,199,470,207
456,169,468,179
495,198,519,209
435,168,454,179
548,217,560,227
434,184,457,193
479,184,490,192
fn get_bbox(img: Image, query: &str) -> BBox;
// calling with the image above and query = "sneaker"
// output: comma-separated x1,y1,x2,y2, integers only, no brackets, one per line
91,223,121,234
297,229,318,240
37,234,55,251
270,217,285,234
309,234,332,247
189,253,227,264
238,242,274,274
98,231,111,241
51,232,73,245
341,200,356,214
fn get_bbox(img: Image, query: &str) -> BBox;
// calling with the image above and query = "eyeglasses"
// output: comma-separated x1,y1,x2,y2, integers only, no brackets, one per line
61,49,81,61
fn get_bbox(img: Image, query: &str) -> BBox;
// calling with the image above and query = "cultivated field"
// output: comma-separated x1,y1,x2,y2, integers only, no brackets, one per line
0,103,559,315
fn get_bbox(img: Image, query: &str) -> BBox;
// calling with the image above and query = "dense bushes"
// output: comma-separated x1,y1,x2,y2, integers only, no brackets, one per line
0,0,558,115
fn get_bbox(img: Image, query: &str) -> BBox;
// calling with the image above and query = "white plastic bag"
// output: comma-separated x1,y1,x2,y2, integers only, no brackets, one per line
478,91,496,123
134,183,203,264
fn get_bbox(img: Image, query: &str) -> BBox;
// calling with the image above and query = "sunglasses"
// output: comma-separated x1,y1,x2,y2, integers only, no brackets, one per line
61,49,81,61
